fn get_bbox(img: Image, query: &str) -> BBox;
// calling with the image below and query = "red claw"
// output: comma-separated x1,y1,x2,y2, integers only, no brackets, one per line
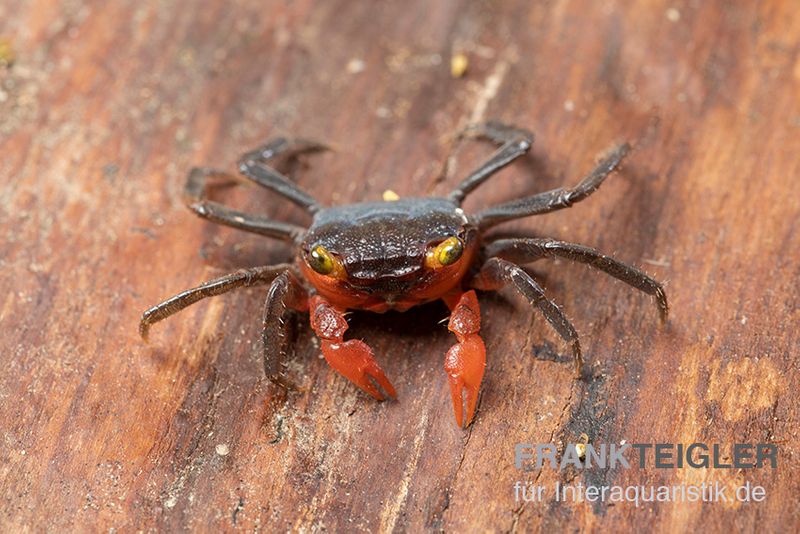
445,335,486,428
310,295,396,400
320,339,396,400
443,290,486,427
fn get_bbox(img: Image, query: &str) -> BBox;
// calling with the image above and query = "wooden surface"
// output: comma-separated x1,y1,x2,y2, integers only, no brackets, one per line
1,0,798,531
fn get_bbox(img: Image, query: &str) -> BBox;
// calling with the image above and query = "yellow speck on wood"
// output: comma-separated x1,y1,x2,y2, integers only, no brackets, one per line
382,189,400,201
450,52,468,78
0,38,15,67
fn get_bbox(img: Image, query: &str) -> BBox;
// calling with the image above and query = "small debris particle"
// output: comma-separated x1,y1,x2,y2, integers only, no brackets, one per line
0,38,15,67
178,48,195,67
564,99,575,112
215,443,230,456
382,189,400,201
576,432,589,460
164,495,178,509
346,58,366,74
642,257,671,268
103,163,120,180
666,8,681,22
450,53,468,78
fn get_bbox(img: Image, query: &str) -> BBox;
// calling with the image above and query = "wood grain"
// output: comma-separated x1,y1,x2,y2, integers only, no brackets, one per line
1,0,798,531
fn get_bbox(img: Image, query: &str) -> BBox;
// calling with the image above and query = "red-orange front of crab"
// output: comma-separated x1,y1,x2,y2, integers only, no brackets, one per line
140,122,668,427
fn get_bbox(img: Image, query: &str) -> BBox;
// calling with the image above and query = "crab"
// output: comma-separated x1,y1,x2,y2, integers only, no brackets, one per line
140,121,668,427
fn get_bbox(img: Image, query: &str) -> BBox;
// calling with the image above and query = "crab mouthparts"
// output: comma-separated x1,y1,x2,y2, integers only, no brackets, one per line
345,264,426,294
344,251,425,280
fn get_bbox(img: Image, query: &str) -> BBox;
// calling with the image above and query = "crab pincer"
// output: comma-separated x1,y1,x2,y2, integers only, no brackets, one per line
309,295,397,400
443,290,486,427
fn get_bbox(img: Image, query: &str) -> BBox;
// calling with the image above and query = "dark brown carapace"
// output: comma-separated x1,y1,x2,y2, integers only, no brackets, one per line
140,122,668,427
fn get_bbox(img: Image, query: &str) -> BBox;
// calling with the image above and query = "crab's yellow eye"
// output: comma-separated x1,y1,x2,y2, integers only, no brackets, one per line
426,237,464,268
308,245,335,275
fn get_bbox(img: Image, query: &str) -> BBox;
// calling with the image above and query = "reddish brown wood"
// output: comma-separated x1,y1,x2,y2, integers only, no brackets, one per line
1,0,798,531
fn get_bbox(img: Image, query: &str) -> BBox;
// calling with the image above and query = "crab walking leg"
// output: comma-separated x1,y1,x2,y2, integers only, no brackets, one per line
470,258,584,376
448,121,534,205
184,167,306,242
475,143,630,229
262,271,309,389
139,264,292,340
442,290,486,428
237,137,329,214
485,237,669,321
308,295,397,400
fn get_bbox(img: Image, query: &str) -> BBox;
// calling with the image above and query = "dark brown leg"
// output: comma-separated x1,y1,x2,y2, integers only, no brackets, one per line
237,137,329,214
475,143,630,229
448,121,534,205
262,270,309,389
470,257,583,375
184,167,306,242
308,295,396,400
485,237,668,321
139,264,292,340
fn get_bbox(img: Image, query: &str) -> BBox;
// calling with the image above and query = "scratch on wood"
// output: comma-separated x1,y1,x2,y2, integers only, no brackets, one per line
379,411,429,532
509,370,580,533
430,48,517,193
468,48,516,124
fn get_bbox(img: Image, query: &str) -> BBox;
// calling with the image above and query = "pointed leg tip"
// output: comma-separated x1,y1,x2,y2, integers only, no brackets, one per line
293,137,336,154
658,302,670,324
572,342,584,378
269,374,299,392
655,287,669,322
138,322,150,342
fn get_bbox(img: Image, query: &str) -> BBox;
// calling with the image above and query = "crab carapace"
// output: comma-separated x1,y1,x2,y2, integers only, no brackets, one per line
140,121,668,427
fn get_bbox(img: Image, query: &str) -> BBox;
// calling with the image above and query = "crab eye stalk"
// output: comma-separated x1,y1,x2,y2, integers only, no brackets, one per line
308,245,335,275
426,236,464,269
